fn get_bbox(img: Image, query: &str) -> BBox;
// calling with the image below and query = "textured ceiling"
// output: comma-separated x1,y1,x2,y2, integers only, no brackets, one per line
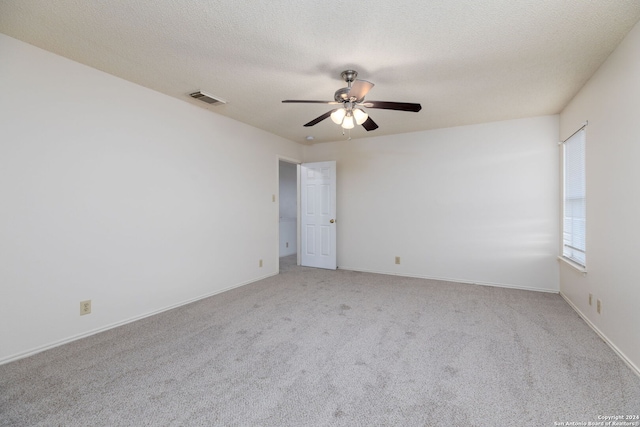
2,1,640,144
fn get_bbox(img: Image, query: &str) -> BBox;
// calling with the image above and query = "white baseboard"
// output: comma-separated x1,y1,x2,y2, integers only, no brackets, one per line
0,271,278,366
560,291,640,378
337,266,559,294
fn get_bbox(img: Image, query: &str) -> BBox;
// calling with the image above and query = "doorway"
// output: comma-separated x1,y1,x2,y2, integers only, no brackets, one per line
277,158,337,272
279,160,298,265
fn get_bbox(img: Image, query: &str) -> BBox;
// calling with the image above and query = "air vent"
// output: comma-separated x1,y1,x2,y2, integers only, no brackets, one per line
189,91,226,105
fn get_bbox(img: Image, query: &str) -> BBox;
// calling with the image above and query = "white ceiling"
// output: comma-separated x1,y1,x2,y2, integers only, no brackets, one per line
2,1,640,144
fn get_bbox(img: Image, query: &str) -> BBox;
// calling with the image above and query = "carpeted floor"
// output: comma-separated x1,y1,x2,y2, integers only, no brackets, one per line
1,255,639,426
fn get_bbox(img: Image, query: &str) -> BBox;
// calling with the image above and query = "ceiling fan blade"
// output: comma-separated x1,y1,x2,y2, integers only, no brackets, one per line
361,116,379,131
304,110,337,127
282,100,341,104
362,101,422,112
348,80,374,102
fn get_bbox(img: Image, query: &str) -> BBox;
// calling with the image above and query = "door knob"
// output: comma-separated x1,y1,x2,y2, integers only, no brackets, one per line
330,219,335,223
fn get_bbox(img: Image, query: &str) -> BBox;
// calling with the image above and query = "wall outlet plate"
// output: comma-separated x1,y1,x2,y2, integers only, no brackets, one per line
395,256,401,265
80,300,91,315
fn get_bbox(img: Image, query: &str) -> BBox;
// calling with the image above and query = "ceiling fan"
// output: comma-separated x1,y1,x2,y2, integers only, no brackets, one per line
282,70,422,132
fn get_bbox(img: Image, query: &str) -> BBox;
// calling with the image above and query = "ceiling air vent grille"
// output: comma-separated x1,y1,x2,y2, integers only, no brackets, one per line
189,91,226,105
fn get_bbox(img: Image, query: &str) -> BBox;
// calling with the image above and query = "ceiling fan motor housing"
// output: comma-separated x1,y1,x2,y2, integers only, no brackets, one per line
334,87,351,102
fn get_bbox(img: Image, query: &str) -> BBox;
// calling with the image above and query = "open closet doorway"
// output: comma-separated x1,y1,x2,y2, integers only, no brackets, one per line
278,160,298,270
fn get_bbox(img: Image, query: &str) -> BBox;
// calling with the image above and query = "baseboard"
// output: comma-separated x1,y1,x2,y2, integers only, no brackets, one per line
337,266,559,294
0,271,278,366
560,291,640,378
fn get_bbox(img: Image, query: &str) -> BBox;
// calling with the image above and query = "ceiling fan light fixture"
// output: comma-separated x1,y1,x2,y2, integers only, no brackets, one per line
353,108,368,125
330,108,346,124
341,112,355,129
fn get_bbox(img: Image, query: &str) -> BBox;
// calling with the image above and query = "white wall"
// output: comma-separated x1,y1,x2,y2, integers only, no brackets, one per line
279,161,297,257
0,34,302,363
304,116,560,292
559,21,640,373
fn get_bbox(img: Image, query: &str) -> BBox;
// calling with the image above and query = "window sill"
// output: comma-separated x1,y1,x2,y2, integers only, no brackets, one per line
557,256,587,275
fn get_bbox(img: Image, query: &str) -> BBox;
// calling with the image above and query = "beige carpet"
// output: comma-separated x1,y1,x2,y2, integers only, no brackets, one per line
1,255,639,426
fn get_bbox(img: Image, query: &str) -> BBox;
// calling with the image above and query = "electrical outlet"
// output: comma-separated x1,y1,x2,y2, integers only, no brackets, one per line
259,259,263,268
597,299,602,314
80,300,91,316
286,242,289,248
395,256,401,265
272,194,276,202
589,293,592,306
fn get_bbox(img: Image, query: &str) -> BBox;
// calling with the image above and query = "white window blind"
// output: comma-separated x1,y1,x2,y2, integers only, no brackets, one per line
563,128,586,267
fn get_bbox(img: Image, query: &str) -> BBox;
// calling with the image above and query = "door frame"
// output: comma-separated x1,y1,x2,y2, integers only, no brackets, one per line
276,155,302,273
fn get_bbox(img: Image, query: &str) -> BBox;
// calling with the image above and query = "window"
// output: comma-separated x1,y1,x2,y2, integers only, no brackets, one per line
562,127,586,267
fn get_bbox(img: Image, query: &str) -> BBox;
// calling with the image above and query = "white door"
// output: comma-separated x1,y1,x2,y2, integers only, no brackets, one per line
300,161,337,270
